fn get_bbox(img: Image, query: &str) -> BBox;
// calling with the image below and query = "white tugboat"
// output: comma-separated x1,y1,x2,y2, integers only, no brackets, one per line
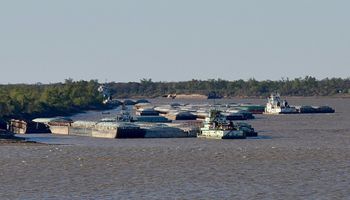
264,93,297,114
199,110,247,139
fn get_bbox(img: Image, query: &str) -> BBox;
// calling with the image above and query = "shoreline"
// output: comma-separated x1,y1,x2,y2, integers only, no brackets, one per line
125,94,350,100
0,129,43,146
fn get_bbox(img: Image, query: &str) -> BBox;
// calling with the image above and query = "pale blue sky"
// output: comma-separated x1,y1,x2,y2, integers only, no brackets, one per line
0,0,349,83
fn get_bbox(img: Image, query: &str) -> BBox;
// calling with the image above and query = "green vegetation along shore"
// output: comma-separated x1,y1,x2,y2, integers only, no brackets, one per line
108,76,350,98
1,77,349,124
0,80,105,122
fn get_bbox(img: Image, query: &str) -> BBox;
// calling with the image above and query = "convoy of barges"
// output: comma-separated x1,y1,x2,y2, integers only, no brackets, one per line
7,92,335,140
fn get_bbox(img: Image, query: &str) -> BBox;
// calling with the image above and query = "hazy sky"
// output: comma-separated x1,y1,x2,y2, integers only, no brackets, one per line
1,0,349,83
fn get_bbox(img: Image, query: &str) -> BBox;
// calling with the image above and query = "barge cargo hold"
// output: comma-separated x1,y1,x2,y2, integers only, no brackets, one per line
141,124,196,138
10,119,51,134
50,121,145,139
296,105,335,113
233,104,265,114
49,120,198,139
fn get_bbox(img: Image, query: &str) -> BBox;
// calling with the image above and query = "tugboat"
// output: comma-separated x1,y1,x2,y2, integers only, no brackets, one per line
264,93,298,114
199,110,257,139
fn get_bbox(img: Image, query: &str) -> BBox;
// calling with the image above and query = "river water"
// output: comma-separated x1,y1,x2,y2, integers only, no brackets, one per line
1,97,350,199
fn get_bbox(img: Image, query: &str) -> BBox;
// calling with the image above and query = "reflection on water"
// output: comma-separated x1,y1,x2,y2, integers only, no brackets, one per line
246,135,272,140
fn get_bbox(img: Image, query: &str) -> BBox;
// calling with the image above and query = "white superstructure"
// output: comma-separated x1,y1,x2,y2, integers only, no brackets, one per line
264,93,297,114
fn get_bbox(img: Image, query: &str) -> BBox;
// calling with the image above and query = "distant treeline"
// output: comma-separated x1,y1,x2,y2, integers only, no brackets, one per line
108,76,350,98
0,80,104,121
1,77,349,122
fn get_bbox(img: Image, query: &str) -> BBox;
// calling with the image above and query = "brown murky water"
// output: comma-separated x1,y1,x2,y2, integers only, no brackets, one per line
1,97,350,199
